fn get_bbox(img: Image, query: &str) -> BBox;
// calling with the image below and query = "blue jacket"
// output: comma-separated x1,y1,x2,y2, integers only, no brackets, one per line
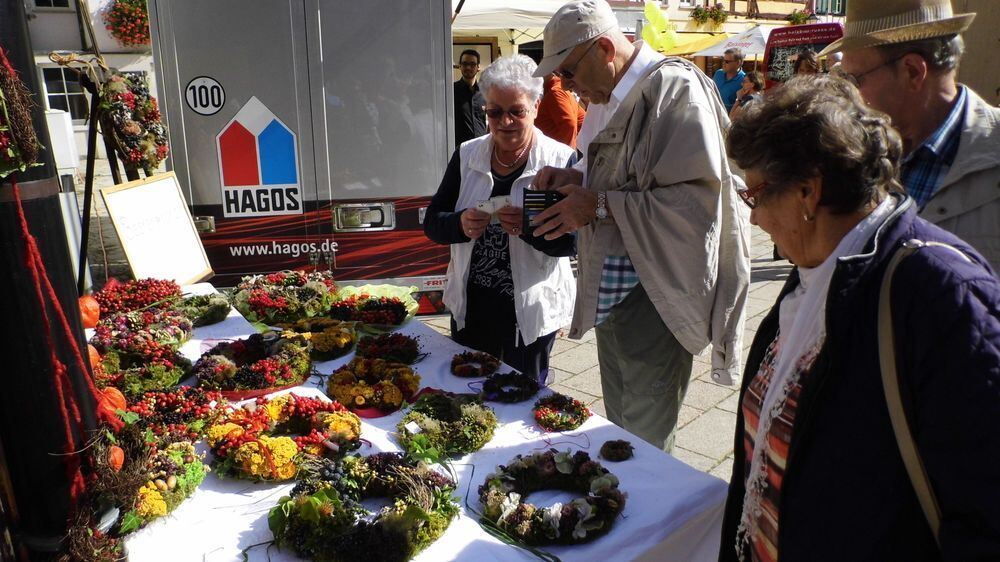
720,194,1000,561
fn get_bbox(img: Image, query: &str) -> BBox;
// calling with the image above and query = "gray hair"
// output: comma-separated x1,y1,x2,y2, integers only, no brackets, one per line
727,75,903,214
725,47,745,63
478,54,544,103
876,34,964,72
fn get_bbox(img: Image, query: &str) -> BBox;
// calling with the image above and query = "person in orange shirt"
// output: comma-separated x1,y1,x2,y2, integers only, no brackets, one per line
534,74,586,149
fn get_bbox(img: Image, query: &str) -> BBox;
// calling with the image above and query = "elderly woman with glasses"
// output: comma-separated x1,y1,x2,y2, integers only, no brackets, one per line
424,54,576,383
720,75,1000,561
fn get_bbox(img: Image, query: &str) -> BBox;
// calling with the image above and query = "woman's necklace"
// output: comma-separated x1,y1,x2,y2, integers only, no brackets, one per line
493,134,532,169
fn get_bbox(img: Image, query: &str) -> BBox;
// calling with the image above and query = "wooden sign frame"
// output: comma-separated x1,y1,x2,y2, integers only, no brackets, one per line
99,172,215,285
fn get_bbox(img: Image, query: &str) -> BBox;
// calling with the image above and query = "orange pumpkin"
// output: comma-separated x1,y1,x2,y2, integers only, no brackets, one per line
79,295,100,328
97,387,127,431
87,344,101,370
107,445,125,472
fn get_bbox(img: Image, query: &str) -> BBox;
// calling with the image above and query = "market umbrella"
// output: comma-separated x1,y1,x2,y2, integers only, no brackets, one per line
691,24,771,57
662,32,730,56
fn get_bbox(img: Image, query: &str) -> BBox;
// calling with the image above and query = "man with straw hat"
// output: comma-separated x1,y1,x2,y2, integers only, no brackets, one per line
529,0,750,452
823,0,1000,270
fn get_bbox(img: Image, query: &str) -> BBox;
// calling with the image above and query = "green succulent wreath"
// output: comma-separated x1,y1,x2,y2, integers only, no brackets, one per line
396,393,497,458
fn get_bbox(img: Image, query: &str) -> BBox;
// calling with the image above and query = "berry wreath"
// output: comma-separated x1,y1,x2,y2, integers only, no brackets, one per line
205,393,361,481
269,452,459,562
396,393,498,458
193,332,311,397
478,449,627,545
532,393,592,432
450,351,500,378
356,332,421,364
480,371,541,404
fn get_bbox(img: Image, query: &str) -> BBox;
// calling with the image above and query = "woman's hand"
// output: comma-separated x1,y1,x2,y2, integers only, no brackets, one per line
496,205,524,236
460,208,491,240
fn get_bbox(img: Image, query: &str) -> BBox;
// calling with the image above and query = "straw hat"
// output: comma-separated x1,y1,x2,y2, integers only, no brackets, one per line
818,0,975,56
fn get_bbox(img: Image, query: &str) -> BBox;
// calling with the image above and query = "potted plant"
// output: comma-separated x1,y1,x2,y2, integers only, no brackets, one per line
103,0,151,47
785,9,814,25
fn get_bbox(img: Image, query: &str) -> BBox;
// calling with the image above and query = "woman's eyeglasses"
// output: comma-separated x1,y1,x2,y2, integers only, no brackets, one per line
737,180,768,209
485,106,529,119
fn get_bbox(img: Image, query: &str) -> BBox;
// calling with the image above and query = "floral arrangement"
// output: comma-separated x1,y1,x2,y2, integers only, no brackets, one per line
690,3,728,26
478,449,626,545
277,317,356,361
232,270,339,325
0,43,41,178
533,393,591,432
205,393,361,481
100,72,169,172
328,284,418,326
270,452,459,561
450,351,500,378
356,332,421,364
396,393,497,459
785,9,814,25
102,0,150,47
120,441,208,533
127,387,226,441
91,308,193,398
93,278,181,316
193,333,311,396
327,357,420,413
599,440,635,462
481,371,540,403
170,293,230,327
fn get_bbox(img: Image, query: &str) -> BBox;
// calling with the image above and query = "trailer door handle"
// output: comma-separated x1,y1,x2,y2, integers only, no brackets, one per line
333,203,395,232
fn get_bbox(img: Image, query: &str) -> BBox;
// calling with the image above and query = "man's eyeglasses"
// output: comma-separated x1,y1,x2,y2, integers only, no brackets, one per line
459,61,479,68
485,106,530,119
723,58,738,64
737,180,768,209
553,40,598,80
842,53,907,88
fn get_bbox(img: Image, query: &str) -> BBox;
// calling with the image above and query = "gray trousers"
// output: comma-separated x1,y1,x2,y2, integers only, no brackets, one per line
595,284,693,452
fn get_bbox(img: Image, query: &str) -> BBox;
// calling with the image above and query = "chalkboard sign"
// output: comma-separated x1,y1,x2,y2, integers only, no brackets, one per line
99,172,213,285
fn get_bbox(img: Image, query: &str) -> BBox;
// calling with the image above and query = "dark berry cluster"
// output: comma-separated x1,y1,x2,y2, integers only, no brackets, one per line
93,278,181,315
356,333,420,364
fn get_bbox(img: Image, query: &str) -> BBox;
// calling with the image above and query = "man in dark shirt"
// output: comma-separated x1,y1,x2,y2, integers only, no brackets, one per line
454,49,487,147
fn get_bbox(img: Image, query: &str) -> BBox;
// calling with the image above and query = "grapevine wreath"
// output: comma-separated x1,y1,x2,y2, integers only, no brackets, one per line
327,357,420,414
231,270,339,325
356,332,421,364
599,440,635,462
269,452,459,562
170,293,230,327
478,449,627,545
205,393,361,481
396,393,497,458
450,351,500,378
533,393,592,432
480,371,540,404
193,332,311,398
277,317,357,361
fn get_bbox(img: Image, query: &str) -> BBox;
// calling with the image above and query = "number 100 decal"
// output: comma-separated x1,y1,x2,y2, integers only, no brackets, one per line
185,76,226,116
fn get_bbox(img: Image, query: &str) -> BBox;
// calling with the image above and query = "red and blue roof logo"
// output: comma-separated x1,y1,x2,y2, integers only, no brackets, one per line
216,96,302,217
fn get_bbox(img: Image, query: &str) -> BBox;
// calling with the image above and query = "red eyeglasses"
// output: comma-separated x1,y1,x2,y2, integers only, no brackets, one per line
737,180,768,209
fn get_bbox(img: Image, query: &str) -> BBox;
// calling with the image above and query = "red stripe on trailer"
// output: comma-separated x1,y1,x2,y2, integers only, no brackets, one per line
219,121,259,186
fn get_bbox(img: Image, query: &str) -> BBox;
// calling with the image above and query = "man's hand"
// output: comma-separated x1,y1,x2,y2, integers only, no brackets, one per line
460,208,491,240
530,185,598,240
496,205,523,237
531,166,583,191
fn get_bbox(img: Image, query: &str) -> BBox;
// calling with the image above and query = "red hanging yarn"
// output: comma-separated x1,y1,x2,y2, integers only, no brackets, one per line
10,177,105,504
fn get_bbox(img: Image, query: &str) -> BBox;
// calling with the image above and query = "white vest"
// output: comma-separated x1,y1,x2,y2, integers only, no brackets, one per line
443,129,577,345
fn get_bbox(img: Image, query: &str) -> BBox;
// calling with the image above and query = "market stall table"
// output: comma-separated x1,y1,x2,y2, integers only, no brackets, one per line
123,285,727,561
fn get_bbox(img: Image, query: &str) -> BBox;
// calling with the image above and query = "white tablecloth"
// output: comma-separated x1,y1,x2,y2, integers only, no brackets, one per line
124,284,727,561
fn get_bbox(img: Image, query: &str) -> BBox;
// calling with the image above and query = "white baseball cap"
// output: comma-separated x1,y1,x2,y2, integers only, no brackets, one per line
533,0,619,78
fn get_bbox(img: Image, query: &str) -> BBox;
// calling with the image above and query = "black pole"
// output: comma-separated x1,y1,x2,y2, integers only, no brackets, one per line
77,75,102,295
1,0,98,559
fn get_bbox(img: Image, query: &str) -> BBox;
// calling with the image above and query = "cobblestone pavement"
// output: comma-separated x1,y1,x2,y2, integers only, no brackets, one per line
420,227,791,482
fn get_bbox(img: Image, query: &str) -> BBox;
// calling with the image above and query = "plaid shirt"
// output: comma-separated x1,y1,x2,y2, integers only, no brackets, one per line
901,87,967,209
596,256,639,325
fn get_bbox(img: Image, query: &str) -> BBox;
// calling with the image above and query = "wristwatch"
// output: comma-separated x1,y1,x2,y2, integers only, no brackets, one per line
595,191,608,220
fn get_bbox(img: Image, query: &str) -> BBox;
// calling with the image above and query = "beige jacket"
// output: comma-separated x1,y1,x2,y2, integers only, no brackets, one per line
918,88,1000,272
568,57,752,385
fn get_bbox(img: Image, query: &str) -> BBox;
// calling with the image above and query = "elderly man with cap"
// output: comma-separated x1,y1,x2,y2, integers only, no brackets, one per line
825,0,1000,271
529,0,750,452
